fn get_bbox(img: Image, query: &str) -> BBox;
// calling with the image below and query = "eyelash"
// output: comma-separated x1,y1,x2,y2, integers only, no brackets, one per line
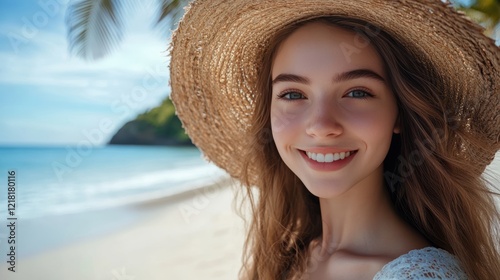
345,88,374,99
277,89,306,101
277,88,374,101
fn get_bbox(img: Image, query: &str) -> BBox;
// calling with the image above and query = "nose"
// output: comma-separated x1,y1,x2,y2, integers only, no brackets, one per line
305,102,343,138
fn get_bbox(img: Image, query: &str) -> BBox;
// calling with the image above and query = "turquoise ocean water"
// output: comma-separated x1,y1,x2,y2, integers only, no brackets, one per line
0,145,227,258
0,145,226,220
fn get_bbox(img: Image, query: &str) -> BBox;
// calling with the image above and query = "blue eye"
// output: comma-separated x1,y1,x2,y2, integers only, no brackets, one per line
279,91,305,100
346,90,372,98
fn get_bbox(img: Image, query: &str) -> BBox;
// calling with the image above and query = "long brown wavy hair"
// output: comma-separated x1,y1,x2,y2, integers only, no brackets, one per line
237,16,500,280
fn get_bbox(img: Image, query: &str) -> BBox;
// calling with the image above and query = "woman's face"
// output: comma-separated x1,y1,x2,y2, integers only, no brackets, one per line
270,22,399,198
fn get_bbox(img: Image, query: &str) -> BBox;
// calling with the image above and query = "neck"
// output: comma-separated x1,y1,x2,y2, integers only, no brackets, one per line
316,166,424,257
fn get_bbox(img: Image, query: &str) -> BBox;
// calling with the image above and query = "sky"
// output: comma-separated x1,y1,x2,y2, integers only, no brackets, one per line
0,0,174,146
0,0,480,147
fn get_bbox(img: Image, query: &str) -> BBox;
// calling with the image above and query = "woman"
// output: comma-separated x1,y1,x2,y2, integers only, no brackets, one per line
169,1,500,279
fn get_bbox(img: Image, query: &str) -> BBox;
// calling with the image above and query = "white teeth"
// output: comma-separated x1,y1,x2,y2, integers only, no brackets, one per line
316,153,325,163
324,154,334,162
333,153,340,161
305,151,354,163
307,152,317,160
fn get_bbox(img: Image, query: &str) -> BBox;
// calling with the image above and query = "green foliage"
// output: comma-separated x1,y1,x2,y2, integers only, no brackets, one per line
456,0,500,36
136,98,190,143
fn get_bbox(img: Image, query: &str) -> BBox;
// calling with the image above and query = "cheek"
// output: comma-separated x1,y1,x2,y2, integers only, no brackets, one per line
270,114,292,146
270,105,304,157
342,104,397,152
270,105,286,149
354,109,398,153
344,100,398,131
270,102,302,134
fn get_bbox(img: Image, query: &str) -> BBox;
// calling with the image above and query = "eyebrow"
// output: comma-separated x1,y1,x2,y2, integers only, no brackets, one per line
272,73,310,84
272,69,385,85
336,69,385,83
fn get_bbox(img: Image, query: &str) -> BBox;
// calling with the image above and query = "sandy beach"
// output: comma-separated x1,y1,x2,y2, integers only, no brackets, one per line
0,178,246,280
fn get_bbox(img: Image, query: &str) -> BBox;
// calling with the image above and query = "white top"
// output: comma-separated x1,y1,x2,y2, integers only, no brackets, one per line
373,247,467,279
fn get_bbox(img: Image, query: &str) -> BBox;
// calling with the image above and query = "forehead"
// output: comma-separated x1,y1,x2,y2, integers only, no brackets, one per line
272,22,385,77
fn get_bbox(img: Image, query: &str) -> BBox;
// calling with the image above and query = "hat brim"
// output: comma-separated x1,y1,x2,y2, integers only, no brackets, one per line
170,0,500,183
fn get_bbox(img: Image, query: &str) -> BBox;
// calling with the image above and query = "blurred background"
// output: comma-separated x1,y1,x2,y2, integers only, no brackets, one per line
0,0,499,279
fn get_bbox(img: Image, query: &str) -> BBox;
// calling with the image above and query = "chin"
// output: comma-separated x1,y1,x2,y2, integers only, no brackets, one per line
302,180,352,199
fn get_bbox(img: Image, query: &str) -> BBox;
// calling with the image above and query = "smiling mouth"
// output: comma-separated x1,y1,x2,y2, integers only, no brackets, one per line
300,150,358,163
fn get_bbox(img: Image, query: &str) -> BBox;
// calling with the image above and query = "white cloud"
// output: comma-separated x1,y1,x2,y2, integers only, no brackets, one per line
0,1,175,145
0,29,170,85
0,24,171,111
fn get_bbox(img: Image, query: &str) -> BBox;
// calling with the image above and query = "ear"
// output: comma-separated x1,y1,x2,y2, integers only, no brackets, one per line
393,116,401,134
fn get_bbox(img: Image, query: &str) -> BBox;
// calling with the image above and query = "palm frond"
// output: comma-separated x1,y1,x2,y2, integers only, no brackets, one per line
66,0,125,61
156,0,187,30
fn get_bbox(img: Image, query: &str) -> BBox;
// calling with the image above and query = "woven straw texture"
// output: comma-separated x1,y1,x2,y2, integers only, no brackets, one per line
170,0,500,183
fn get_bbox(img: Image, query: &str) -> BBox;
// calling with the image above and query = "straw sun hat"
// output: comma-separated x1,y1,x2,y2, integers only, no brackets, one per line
169,0,500,183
